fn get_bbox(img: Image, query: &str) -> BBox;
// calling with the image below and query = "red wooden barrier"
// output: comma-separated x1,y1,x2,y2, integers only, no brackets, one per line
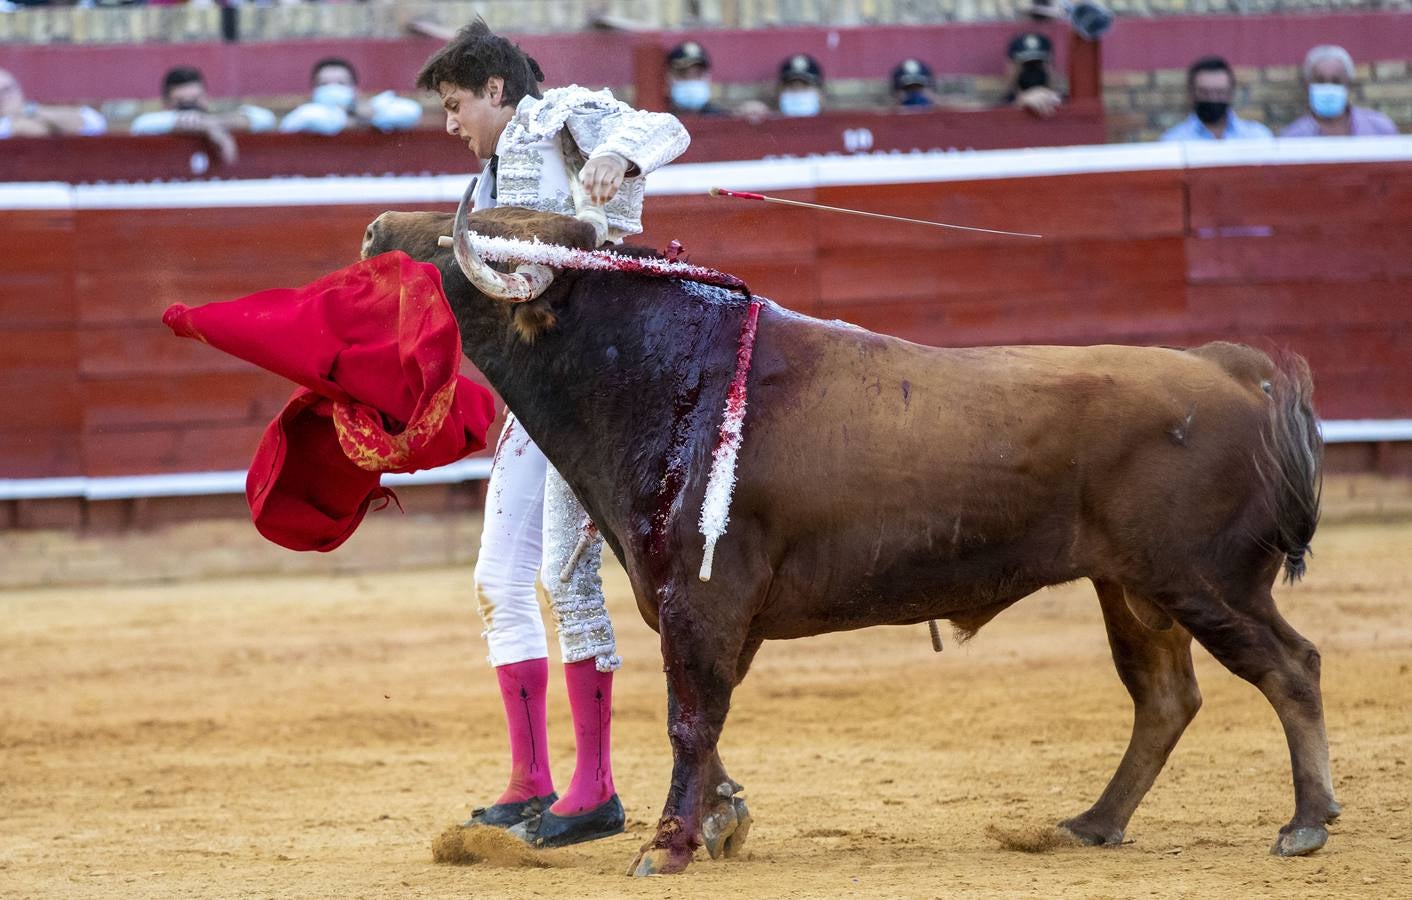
2,158,1410,480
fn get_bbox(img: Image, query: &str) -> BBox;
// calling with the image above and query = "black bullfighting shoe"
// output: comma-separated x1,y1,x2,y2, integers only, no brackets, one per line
509,794,626,848
462,792,557,829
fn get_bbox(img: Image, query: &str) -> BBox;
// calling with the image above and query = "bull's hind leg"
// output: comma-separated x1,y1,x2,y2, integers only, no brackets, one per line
1164,588,1336,856
1061,580,1202,846
629,582,757,876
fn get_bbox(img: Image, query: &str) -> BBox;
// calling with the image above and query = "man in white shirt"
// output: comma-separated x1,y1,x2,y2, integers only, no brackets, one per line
414,18,689,848
0,67,106,140
130,66,275,165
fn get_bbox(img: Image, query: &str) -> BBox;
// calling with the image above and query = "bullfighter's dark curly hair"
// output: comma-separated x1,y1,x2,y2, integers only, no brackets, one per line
415,18,545,107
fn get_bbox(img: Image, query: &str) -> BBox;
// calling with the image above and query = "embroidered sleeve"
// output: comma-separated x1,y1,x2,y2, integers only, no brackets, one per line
563,90,690,176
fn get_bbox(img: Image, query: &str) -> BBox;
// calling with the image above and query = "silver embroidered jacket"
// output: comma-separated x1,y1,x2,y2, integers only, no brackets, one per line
473,85,690,242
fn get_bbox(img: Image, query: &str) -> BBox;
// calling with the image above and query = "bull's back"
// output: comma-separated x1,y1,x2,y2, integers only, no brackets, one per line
737,308,1276,621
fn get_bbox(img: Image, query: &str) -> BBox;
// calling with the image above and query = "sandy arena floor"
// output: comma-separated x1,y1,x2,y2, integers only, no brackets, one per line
2,499,1410,898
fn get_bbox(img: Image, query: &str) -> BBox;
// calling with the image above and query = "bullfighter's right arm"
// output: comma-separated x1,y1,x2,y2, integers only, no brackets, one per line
563,93,691,178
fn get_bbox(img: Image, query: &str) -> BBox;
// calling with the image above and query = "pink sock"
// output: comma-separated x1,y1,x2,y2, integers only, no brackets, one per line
550,659,616,815
495,658,555,804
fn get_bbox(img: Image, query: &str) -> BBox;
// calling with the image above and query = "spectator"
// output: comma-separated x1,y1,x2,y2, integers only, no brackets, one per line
1160,56,1272,142
130,66,276,165
892,58,940,108
1004,32,1062,119
1280,45,1397,138
665,41,727,116
280,57,423,136
0,67,107,139
777,53,824,117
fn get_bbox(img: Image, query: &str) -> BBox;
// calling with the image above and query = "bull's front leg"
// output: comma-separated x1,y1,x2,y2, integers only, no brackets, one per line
629,580,752,876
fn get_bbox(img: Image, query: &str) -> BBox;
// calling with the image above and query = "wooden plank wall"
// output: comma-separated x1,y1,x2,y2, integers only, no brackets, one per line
2,160,1409,480
0,105,1106,184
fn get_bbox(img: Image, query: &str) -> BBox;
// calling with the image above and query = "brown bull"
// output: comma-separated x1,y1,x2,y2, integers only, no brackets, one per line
362,200,1330,876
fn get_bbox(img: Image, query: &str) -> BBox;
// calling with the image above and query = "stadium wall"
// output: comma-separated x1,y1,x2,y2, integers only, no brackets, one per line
1,15,1409,140
2,138,1410,533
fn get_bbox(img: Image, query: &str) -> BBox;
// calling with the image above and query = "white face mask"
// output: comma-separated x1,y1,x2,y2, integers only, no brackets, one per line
670,78,712,111
779,87,821,117
312,82,356,110
1308,82,1348,119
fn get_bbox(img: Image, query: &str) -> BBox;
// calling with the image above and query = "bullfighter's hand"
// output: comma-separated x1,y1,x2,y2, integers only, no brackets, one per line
581,153,631,206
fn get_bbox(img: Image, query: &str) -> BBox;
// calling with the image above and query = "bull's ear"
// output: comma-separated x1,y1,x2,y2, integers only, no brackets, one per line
510,301,557,344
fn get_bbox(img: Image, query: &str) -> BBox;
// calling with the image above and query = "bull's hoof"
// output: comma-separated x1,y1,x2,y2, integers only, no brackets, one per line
1325,799,1342,823
724,798,752,858
702,796,753,859
1057,815,1124,847
1271,825,1328,857
627,845,691,877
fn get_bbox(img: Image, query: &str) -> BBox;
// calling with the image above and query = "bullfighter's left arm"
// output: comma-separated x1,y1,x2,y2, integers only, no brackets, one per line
564,95,691,177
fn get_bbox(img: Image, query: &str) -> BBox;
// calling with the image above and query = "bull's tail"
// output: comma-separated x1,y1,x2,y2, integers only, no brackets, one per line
1261,353,1323,582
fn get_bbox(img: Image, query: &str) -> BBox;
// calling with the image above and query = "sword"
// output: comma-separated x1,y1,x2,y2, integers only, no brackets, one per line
709,187,1043,239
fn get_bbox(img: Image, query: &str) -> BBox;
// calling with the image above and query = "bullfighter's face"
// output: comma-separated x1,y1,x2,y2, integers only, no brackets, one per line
439,77,513,161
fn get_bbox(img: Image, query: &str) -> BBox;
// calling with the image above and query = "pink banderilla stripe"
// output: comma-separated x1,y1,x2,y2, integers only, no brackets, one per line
698,298,764,582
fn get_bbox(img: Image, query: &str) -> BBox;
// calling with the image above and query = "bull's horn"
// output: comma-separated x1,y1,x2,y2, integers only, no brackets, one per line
452,178,555,303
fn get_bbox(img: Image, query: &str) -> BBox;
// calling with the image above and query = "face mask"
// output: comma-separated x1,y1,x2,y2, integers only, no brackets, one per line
1194,100,1229,125
1309,83,1348,119
1016,61,1049,91
779,88,821,117
900,89,932,107
174,100,206,112
670,78,711,111
312,82,356,110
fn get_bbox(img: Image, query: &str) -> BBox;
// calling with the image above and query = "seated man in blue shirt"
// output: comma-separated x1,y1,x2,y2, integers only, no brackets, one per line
1161,56,1272,142
280,57,424,135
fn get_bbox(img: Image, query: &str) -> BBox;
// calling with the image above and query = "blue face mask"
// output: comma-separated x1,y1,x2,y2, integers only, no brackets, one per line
779,88,821,117
900,90,933,107
1309,83,1348,119
312,82,356,110
670,78,711,111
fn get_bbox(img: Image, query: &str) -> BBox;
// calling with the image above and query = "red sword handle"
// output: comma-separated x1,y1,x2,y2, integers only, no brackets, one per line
709,187,766,201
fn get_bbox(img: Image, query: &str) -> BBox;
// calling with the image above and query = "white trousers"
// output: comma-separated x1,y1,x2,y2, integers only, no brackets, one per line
473,414,620,672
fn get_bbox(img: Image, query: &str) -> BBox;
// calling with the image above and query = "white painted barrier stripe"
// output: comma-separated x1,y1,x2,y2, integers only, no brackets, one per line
1320,420,1412,443
0,457,493,502
0,423,1404,502
74,174,471,210
3,138,1410,211
0,182,73,210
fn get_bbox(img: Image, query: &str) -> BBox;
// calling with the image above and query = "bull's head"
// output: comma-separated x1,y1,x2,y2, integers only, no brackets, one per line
362,182,598,342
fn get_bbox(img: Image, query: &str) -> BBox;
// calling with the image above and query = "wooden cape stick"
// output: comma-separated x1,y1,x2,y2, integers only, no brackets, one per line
708,187,1044,239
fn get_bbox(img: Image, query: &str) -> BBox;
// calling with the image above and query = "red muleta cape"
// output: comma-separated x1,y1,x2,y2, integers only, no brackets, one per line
162,251,496,552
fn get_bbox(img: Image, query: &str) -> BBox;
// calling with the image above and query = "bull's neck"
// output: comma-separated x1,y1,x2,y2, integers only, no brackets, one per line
440,265,748,561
